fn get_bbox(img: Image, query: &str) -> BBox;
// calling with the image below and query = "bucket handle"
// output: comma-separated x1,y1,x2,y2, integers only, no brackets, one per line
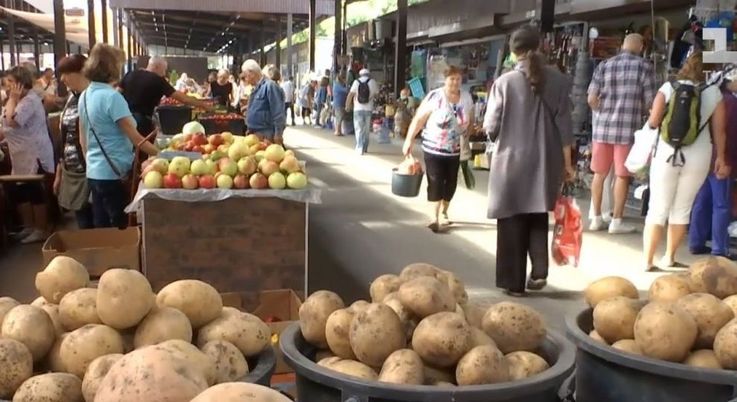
558,371,576,402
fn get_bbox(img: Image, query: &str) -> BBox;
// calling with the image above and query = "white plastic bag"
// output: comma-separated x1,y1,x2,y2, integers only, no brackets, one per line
625,123,659,176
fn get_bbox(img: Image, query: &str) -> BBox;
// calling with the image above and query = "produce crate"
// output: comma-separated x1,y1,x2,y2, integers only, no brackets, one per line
156,105,194,135
42,227,141,277
198,116,246,135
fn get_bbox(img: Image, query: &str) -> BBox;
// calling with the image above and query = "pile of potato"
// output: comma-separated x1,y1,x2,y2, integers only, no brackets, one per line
298,263,553,387
0,256,280,402
585,256,737,371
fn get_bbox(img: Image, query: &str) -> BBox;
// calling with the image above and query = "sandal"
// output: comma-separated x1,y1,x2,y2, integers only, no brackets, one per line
439,214,451,227
427,222,440,233
526,278,547,291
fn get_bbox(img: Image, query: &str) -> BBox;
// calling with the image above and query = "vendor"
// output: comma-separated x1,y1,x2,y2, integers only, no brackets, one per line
209,69,234,109
241,59,286,144
119,56,212,135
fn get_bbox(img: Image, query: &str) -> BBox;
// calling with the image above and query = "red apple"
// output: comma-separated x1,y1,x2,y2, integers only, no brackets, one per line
163,173,182,189
233,174,250,189
249,173,268,189
199,174,216,189
257,142,268,151
209,134,224,147
203,144,215,154
181,174,199,189
192,133,208,146
192,145,204,154
184,141,195,152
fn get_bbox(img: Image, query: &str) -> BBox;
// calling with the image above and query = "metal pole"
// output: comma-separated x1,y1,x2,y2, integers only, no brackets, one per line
127,12,133,71
101,0,109,43
117,8,123,49
259,20,265,66
333,0,342,75
342,0,347,55
33,27,40,69
308,0,316,72
53,0,67,96
394,0,408,97
287,13,293,78
275,15,282,70
87,0,96,49
8,0,17,66
0,38,5,71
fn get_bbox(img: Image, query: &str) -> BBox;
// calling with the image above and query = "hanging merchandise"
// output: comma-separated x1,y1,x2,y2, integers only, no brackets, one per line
410,49,427,78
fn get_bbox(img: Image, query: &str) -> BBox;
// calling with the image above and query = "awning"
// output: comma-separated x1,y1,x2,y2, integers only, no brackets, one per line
109,0,335,15
1,7,89,46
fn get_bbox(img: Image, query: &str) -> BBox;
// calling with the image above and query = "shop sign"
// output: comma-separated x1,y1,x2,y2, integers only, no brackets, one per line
703,28,737,64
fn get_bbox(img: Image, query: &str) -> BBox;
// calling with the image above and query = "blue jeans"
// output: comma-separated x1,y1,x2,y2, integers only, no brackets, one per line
75,203,94,229
88,179,128,229
353,110,372,154
689,173,732,256
314,102,324,125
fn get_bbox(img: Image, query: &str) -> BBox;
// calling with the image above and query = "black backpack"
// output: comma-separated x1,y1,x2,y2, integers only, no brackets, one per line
659,81,709,166
357,79,371,104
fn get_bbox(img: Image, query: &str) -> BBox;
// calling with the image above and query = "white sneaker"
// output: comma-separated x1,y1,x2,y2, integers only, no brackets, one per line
20,230,47,244
589,216,607,232
608,219,636,234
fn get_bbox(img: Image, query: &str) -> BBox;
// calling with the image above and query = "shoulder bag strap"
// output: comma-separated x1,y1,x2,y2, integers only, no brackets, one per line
82,92,124,178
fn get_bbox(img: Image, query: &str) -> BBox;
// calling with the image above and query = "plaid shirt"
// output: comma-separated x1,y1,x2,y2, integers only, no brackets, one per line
588,52,656,145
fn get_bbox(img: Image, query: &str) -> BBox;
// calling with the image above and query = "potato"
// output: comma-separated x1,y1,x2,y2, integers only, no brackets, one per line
462,302,486,329
317,356,342,367
35,256,90,304
201,340,249,384
456,345,509,385
156,340,217,386
0,339,33,399
589,330,607,344
584,276,638,308
59,288,101,331
370,274,403,303
723,295,737,317
412,312,471,368
611,339,642,355
482,302,546,354
423,364,455,385
382,293,413,322
1,305,56,362
440,270,469,305
191,382,293,402
299,291,345,348
325,309,357,360
634,302,697,362
46,333,68,373
30,296,51,308
0,297,20,327
40,304,65,336
12,373,82,402
685,349,722,369
398,276,455,318
348,300,370,314
134,307,193,348
156,280,223,328
220,307,242,317
470,327,497,348
81,354,123,402
197,312,270,357
676,293,734,348
714,319,737,369
399,262,444,281
60,324,125,378
314,349,335,362
328,359,378,381
350,303,406,367
648,274,692,303
435,381,456,387
593,297,642,344
378,349,424,385
505,351,549,381
95,345,209,402
96,269,154,330
689,257,737,299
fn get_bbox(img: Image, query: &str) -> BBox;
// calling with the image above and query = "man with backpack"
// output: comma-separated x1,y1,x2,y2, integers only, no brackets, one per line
346,68,379,155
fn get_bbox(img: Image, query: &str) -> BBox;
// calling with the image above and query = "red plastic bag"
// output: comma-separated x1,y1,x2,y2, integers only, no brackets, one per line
552,188,583,267
397,156,422,175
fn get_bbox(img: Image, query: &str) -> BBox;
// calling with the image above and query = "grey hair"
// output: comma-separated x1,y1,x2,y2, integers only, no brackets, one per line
241,59,262,76
148,56,168,69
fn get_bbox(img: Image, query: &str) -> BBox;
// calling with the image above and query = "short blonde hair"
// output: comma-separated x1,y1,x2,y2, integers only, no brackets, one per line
84,43,125,83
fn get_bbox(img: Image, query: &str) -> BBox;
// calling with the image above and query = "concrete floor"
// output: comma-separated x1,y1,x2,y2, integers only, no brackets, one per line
0,125,703,333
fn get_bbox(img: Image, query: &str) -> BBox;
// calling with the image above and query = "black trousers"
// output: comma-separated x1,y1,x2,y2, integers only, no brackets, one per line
424,153,461,202
285,102,295,125
496,213,549,293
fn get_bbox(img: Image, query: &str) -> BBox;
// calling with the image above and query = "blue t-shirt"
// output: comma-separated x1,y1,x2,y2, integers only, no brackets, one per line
332,83,348,109
79,82,135,180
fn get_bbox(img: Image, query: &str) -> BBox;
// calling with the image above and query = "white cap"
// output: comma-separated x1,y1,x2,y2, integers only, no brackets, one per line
726,68,737,82
359,68,370,77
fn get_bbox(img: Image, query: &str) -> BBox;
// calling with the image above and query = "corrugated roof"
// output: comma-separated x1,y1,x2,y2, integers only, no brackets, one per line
110,0,334,15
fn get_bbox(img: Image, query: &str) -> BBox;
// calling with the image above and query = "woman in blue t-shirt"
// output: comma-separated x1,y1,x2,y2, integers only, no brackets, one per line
332,74,348,136
78,44,159,229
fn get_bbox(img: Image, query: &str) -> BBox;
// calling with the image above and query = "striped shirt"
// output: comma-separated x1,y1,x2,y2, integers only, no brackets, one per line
588,52,656,145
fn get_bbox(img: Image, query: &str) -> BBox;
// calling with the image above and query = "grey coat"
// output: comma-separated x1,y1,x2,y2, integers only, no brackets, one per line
483,66,574,219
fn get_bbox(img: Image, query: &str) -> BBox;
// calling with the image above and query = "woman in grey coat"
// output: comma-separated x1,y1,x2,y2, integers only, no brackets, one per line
483,26,575,296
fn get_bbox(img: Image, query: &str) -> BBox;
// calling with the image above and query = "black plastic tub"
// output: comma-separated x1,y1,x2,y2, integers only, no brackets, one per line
391,169,423,197
198,117,246,135
566,309,737,402
243,344,277,386
280,322,575,402
156,105,193,135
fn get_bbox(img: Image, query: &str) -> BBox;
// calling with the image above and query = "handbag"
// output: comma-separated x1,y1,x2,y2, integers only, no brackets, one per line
625,123,659,177
551,184,583,267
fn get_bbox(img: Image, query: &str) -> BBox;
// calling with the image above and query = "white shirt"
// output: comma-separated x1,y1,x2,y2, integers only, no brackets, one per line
281,80,295,103
350,77,379,112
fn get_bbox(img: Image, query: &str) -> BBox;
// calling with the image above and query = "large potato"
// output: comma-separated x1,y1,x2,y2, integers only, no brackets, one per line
398,276,455,318
81,354,123,402
370,274,403,303
470,327,497,348
611,339,642,355
589,330,607,344
685,350,722,369
382,292,413,322
0,297,20,327
378,349,424,385
46,333,68,373
399,263,444,281
30,297,51,308
60,324,125,378
714,319,737,369
676,293,734,348
134,307,193,348
723,295,737,317
350,303,406,367
325,308,357,360
439,270,469,305
593,297,642,344
197,312,270,357
634,302,697,362
648,274,692,303
348,300,370,314
689,257,737,298
59,288,101,331
584,276,638,308
298,291,345,348
156,340,217,386
156,280,223,328
191,382,293,402
505,351,550,380
423,365,455,385
0,339,33,399
12,373,82,402
462,302,486,329
201,340,249,384
482,302,546,354
35,256,90,304
412,312,471,368
456,345,509,385
40,304,65,336
96,269,154,330
1,305,55,362
327,359,378,381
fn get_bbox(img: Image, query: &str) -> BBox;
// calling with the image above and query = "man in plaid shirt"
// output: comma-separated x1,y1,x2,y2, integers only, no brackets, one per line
587,34,656,234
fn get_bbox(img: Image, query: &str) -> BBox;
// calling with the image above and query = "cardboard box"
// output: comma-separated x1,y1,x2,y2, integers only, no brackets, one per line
42,227,141,277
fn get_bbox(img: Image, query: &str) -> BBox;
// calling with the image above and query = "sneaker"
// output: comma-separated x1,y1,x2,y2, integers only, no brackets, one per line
11,227,33,241
526,278,548,291
608,219,636,234
589,216,607,232
20,230,47,244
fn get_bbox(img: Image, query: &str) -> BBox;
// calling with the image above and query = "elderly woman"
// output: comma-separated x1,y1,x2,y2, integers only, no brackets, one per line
242,59,286,144
483,26,575,296
209,69,234,108
402,66,475,233
79,44,159,229
0,66,55,243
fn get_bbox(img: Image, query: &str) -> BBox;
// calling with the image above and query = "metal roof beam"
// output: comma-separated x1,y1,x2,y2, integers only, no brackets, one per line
111,0,334,15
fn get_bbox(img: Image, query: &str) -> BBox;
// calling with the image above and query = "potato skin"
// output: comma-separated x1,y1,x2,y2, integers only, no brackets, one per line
412,312,471,368
676,293,734,349
35,256,90,304
201,340,249,384
60,324,125,378
482,302,546,354
505,351,550,380
156,280,223,328
398,276,455,318
378,349,424,385
325,308,357,360
399,263,444,281
648,274,691,303
0,339,33,399
82,354,123,402
349,303,406,367
689,257,737,298
40,304,65,336
59,288,101,331
1,305,56,362
0,297,20,327
299,291,345,349
714,319,737,369
191,382,293,402
593,297,642,344
370,274,403,303
611,339,642,355
634,303,697,362
470,327,497,348
96,269,154,330
456,345,509,385
134,307,193,348
197,312,270,357
589,330,608,344
12,373,82,402
584,276,638,308
685,349,722,370
327,359,379,381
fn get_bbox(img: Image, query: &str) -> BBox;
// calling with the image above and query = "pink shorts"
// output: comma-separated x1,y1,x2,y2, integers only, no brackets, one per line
591,143,632,178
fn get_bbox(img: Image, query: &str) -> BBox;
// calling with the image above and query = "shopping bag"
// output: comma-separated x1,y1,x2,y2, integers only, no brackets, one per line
625,123,658,177
460,160,476,189
551,185,583,267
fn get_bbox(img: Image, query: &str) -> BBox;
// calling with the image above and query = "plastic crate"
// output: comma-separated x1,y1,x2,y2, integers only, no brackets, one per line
408,77,426,99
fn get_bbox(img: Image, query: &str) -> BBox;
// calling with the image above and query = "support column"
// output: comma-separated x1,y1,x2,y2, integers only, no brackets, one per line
259,20,265,66
308,0,316,72
126,13,133,72
53,0,67,96
101,0,109,43
117,9,123,48
342,0,347,55
333,0,342,75
87,0,96,49
8,0,17,66
394,0,408,97
275,15,282,70
33,27,40,68
286,13,293,79
0,38,4,70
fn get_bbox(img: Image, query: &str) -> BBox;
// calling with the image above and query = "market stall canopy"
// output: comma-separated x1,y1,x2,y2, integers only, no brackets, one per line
110,0,335,14
0,6,89,46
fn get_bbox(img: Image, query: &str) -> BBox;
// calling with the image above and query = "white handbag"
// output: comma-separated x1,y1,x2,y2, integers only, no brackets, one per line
625,123,659,176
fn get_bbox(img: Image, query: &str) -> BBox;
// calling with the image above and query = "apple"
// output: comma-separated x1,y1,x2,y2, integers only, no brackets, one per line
218,158,238,177
209,150,226,162
181,174,199,189
204,159,218,174
190,159,209,176
268,172,287,189
143,171,163,189
192,145,204,154
199,174,216,189
257,142,268,151
244,134,260,147
221,132,234,144
209,134,224,147
287,172,308,189
279,156,301,174
217,144,229,153
264,144,286,163
203,144,215,154
255,150,266,162
233,174,250,189
249,145,261,156
216,174,234,189
184,141,195,152
249,173,268,189
163,173,182,189
168,156,191,177
238,157,258,176
192,133,208,146
259,160,280,177
228,143,249,161
284,150,296,158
